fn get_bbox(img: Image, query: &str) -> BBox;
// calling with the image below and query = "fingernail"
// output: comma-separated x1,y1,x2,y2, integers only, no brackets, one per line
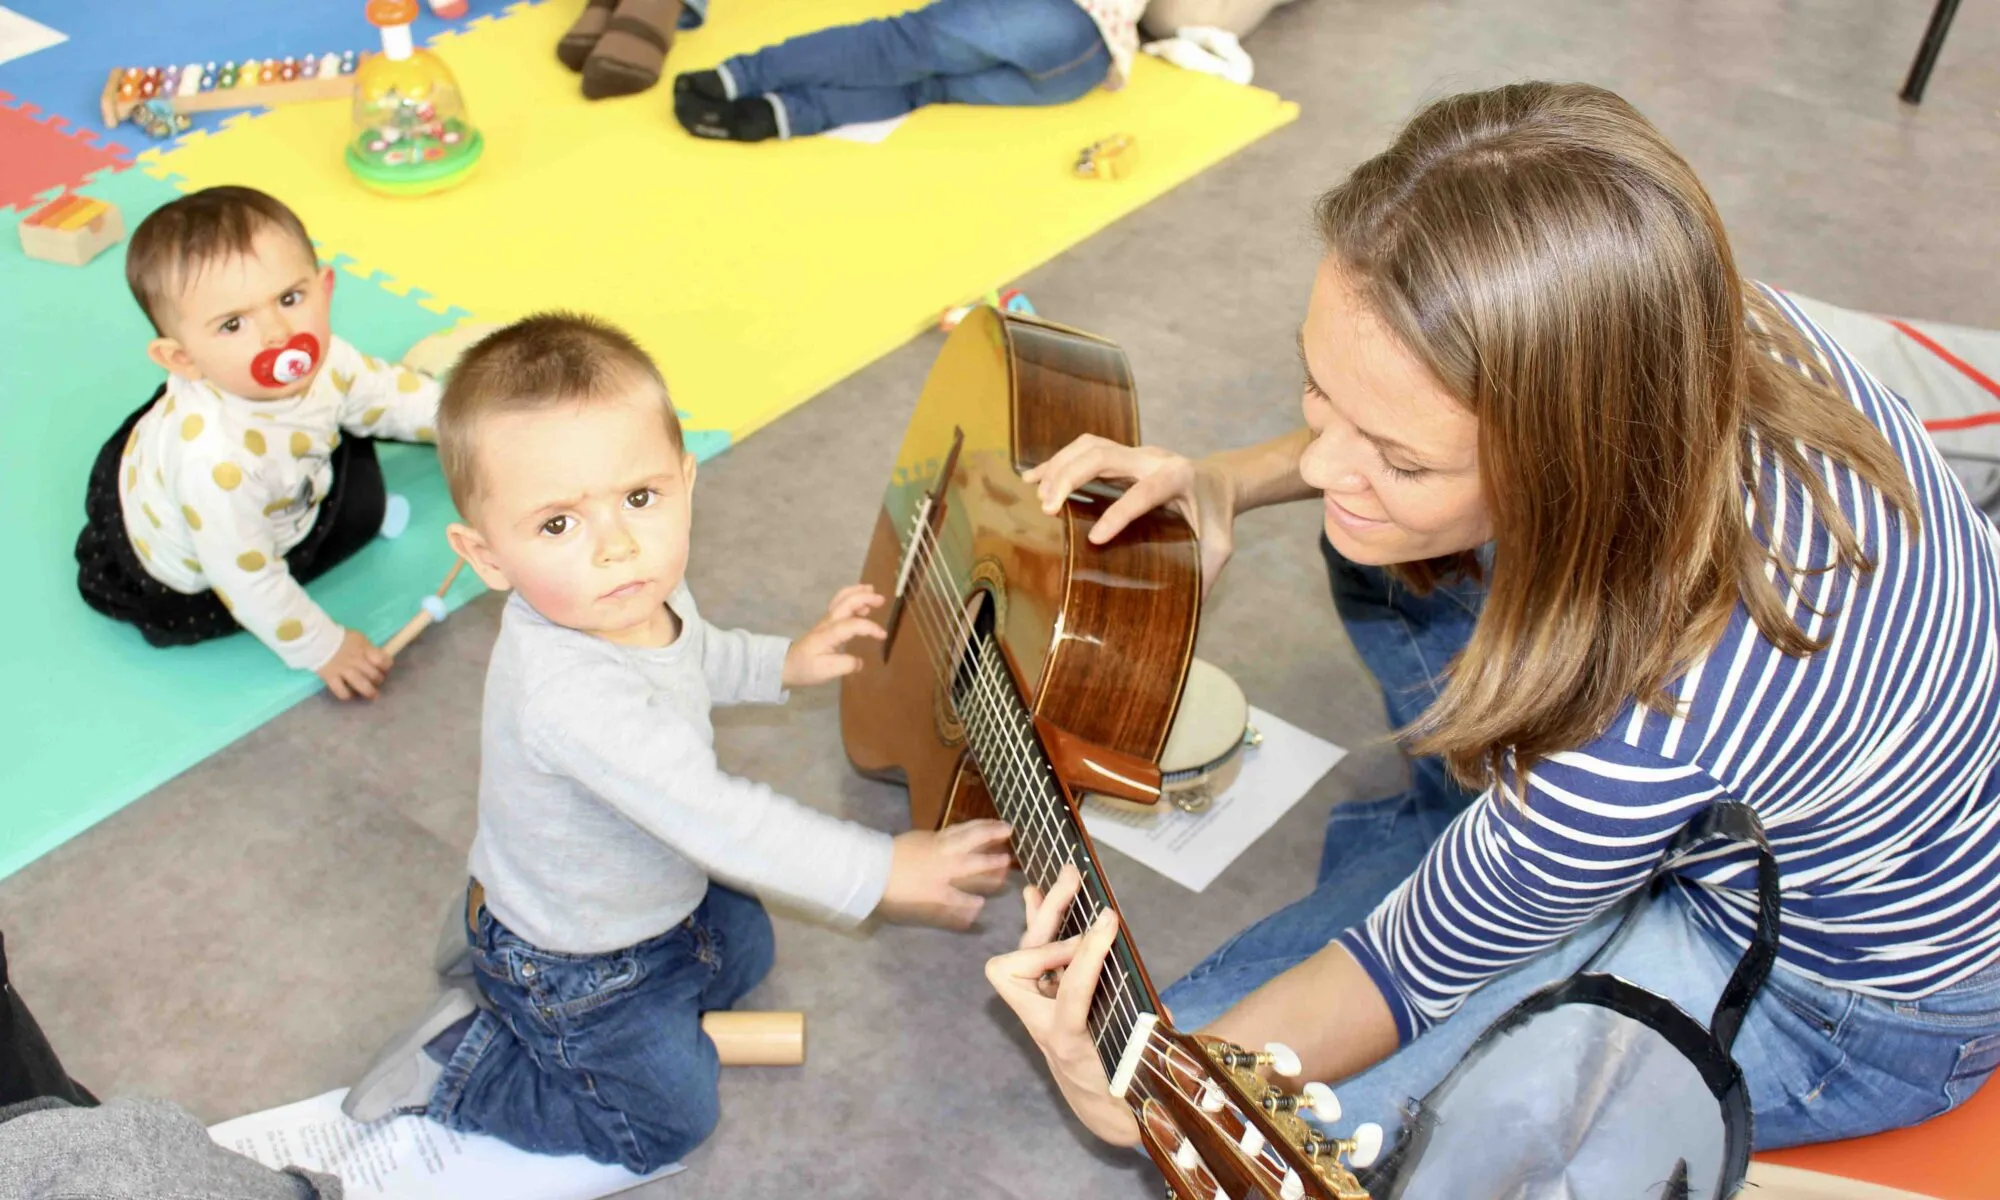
1095,909,1115,928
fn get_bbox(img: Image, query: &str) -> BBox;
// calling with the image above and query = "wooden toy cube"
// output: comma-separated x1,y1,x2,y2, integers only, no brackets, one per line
19,193,125,266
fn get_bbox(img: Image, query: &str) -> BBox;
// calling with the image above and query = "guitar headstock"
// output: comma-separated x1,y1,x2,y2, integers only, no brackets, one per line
1110,1013,1382,1200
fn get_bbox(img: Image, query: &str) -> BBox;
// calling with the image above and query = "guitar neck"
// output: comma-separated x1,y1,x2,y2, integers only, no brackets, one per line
957,633,1160,1081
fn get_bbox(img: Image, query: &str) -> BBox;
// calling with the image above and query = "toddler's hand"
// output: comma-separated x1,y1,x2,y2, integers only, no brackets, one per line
782,583,887,688
876,819,1013,930
317,627,393,701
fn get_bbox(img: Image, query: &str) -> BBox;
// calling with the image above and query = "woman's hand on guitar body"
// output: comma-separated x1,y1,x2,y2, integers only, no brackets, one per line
1023,437,1239,594
875,819,1014,929
986,863,1144,1147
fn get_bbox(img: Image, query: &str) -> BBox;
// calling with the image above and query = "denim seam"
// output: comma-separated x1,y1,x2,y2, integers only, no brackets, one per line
1946,1033,2000,1104
1024,42,1107,83
428,1009,502,1123
532,959,646,1021
1793,987,1861,1104
1796,1048,1851,1106
578,1063,650,1170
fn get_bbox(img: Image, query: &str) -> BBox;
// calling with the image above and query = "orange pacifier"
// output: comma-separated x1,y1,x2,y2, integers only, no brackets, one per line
252,332,321,388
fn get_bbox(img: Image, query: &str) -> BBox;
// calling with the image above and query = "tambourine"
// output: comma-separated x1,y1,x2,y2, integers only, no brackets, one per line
1090,657,1260,815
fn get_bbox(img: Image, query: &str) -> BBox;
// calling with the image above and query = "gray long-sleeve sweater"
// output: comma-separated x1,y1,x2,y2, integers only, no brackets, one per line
466,587,894,955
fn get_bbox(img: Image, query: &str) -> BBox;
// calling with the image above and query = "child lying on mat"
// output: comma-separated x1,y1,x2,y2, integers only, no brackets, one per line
673,0,1146,141
74,186,443,701
340,313,1012,1173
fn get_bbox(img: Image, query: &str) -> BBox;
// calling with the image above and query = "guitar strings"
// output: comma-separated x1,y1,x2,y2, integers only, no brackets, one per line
908,527,1269,1101
893,512,1150,1061
893,515,1306,1196
899,534,1146,1063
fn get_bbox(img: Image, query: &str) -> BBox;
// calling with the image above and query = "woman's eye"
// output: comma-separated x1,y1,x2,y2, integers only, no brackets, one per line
219,317,241,334
540,515,573,537
626,488,656,509
1385,461,1428,482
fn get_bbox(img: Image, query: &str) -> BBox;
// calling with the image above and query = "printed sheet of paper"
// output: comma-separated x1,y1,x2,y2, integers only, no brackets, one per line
823,115,909,145
210,1089,682,1200
1082,707,1344,892
0,7,65,67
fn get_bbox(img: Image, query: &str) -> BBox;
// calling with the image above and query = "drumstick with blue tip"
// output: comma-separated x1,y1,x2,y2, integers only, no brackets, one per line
382,560,465,660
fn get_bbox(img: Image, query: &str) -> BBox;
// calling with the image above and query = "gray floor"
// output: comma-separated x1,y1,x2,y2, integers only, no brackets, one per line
5,2,1995,1196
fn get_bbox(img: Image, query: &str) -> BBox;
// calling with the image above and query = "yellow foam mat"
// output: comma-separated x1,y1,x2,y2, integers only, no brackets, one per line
141,0,1297,444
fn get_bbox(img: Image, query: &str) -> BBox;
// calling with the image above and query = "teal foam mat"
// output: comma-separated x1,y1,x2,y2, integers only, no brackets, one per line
0,167,480,881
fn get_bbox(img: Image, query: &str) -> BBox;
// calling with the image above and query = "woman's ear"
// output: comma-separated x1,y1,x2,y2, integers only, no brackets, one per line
447,522,511,592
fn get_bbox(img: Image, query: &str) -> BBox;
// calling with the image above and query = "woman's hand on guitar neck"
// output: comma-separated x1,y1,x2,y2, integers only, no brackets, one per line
986,863,1143,1147
1024,437,1238,593
876,819,1014,929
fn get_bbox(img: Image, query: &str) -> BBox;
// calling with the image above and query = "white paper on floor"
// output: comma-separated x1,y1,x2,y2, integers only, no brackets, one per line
0,7,65,67
822,114,908,144
209,1089,683,1199
1082,706,1345,892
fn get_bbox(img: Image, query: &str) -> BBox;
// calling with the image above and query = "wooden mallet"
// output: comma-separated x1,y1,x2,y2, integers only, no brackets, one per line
382,561,464,660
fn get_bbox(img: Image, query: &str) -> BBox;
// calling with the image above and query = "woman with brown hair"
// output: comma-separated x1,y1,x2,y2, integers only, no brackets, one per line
988,81,2000,1152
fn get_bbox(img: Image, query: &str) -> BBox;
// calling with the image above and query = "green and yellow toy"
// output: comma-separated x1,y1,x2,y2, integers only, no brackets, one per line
345,0,483,196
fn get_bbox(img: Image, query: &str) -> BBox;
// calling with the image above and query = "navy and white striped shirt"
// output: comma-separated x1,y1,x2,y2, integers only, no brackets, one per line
1340,288,2000,1044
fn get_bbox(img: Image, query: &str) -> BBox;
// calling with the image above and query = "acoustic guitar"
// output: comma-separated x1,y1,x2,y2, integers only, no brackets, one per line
840,308,1381,1200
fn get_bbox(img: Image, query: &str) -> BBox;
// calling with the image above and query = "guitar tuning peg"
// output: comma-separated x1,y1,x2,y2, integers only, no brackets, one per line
1260,1041,1302,1077
1199,1082,1226,1112
1279,1169,1305,1200
1346,1121,1385,1169
1301,1081,1342,1123
1174,1137,1201,1172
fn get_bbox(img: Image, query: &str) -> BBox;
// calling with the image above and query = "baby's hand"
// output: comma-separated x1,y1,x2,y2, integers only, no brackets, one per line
781,583,886,688
317,627,393,701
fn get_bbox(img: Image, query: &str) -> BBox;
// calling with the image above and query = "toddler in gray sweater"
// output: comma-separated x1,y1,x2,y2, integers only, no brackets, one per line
341,313,1010,1173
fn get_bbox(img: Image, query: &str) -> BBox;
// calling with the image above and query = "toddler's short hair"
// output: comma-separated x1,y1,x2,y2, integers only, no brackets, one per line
125,186,316,333
439,312,684,517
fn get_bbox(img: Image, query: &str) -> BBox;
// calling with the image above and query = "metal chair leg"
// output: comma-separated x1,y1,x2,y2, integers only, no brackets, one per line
1900,0,1962,104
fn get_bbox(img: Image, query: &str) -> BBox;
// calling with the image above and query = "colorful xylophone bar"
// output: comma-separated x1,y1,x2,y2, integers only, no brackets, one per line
99,52,369,127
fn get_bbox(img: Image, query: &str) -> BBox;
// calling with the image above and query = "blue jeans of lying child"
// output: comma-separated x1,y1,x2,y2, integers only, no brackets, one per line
426,883,774,1173
1158,535,2000,1150
719,0,1109,137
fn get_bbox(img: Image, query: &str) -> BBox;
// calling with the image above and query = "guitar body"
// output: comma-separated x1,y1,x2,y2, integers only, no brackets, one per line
840,307,1201,831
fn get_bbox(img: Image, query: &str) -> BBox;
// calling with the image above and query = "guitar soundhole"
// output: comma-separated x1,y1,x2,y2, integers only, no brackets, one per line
949,589,997,712
930,559,1008,748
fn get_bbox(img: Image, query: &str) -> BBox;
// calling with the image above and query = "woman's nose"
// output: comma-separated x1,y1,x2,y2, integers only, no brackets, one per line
1301,426,1370,493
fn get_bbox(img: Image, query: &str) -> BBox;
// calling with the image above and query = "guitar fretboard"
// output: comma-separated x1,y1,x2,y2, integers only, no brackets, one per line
953,632,1157,1081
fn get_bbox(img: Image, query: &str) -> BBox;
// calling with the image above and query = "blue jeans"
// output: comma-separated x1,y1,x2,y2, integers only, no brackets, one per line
720,0,1110,137
1159,536,2000,1149
427,884,774,1172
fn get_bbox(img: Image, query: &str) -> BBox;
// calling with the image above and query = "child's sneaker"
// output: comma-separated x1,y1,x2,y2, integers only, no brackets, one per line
341,987,479,1122
433,890,475,978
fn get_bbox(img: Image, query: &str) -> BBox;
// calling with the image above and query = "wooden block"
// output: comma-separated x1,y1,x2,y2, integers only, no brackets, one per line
701,1011,806,1066
19,194,124,267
